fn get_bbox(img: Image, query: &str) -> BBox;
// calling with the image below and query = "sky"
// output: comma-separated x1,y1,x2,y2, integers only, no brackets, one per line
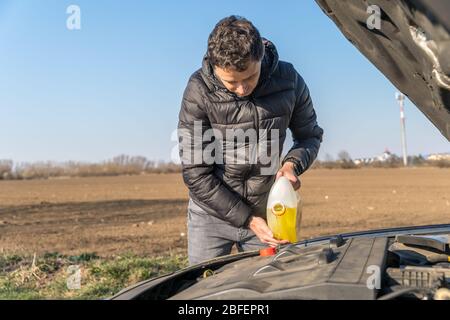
0,0,448,163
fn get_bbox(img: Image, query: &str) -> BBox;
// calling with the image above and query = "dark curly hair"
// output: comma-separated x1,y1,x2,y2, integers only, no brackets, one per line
207,15,264,72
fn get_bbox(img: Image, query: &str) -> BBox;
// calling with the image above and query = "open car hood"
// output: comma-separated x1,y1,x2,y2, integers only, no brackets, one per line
315,0,450,140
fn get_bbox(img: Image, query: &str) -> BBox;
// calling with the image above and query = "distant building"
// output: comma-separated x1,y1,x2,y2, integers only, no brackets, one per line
354,149,394,165
354,158,372,165
376,149,394,162
426,153,450,161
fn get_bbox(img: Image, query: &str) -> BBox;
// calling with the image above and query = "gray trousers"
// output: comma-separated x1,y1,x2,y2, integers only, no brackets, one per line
187,198,268,266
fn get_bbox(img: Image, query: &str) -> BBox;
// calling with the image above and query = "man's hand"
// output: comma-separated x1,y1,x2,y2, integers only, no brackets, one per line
276,161,301,190
248,216,290,247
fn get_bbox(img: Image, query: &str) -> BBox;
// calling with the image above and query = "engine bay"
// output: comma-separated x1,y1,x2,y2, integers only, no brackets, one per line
165,233,450,300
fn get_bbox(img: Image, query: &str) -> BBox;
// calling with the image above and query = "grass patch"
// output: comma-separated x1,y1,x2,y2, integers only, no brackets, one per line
0,252,188,300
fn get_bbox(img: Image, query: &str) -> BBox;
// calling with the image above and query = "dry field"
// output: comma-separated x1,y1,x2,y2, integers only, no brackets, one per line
1,168,449,257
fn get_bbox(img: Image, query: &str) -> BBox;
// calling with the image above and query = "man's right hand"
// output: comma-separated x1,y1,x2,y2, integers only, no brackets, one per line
247,215,290,247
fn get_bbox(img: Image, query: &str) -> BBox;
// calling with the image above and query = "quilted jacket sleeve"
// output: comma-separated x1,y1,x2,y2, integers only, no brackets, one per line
282,73,324,175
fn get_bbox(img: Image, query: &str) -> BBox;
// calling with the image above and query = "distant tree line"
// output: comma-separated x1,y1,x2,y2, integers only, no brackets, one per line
0,152,448,180
311,150,450,169
0,155,181,180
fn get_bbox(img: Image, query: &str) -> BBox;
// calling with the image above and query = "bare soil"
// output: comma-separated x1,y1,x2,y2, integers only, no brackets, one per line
1,168,449,257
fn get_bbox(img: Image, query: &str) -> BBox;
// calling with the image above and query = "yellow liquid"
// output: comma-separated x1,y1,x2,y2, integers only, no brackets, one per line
266,207,300,243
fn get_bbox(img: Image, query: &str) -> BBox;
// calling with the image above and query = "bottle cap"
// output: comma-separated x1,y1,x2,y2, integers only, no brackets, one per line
259,247,277,256
271,202,286,216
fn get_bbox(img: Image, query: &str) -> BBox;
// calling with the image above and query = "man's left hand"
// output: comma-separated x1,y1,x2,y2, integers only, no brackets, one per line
276,162,301,190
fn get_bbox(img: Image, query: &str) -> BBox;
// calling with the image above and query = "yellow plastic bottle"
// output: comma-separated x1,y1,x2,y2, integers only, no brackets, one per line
266,176,302,243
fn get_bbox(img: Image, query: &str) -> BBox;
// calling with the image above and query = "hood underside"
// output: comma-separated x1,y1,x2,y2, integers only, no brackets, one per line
315,0,450,140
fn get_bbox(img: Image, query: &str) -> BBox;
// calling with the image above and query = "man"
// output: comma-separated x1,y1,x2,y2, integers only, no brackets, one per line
178,15,323,266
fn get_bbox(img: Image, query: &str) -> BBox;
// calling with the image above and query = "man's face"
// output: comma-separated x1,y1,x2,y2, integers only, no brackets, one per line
214,59,262,97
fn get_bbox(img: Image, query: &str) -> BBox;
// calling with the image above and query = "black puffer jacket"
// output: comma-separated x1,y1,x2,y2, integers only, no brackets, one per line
178,39,323,228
